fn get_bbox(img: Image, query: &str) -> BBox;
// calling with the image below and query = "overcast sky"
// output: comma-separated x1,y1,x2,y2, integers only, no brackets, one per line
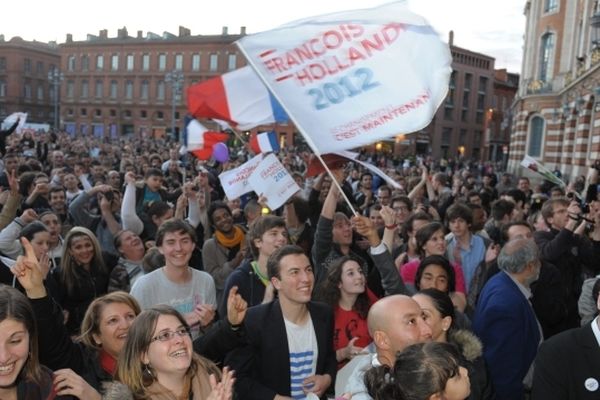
5,0,525,72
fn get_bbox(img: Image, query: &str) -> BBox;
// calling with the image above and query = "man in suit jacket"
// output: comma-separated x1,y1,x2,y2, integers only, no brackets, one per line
226,245,337,400
532,292,600,399
473,238,542,400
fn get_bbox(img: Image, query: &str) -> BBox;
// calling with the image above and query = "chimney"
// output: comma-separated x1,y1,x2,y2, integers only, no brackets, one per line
117,27,128,39
99,29,108,39
240,26,246,35
66,33,73,43
449,30,454,46
179,26,191,37
222,26,228,35
137,30,143,39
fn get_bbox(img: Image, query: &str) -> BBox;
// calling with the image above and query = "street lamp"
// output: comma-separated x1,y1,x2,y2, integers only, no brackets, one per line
165,70,184,141
47,68,63,131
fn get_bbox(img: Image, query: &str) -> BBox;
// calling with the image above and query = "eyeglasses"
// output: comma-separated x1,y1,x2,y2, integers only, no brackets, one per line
151,327,190,343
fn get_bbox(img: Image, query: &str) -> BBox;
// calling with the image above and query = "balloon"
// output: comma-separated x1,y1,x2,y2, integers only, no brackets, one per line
213,142,229,163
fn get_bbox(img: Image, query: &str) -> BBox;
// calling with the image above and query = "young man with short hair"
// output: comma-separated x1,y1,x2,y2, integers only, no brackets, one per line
131,218,217,339
227,245,337,400
219,215,288,316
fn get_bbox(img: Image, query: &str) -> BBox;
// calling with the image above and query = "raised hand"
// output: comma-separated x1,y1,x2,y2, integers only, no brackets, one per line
53,368,101,400
227,286,248,327
206,367,235,400
13,237,46,299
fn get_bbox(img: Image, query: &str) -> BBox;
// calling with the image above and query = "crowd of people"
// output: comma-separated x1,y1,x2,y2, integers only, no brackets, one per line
1,128,600,400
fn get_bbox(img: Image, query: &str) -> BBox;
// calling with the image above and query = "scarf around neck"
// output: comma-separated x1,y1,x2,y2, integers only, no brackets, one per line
214,225,245,249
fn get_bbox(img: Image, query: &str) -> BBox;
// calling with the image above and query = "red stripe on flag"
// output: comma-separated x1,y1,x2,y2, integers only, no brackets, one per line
186,76,233,123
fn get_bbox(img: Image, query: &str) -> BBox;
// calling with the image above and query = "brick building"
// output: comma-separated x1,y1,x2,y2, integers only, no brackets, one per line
0,36,60,125
509,0,600,179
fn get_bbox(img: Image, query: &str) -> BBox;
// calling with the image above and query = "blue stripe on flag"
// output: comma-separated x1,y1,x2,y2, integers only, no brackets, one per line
267,131,280,152
269,92,288,123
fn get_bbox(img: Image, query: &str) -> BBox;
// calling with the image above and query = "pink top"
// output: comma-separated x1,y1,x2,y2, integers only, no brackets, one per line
400,259,466,293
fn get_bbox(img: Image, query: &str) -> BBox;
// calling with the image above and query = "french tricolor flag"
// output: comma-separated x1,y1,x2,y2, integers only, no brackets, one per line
186,66,288,130
249,131,280,154
181,117,229,160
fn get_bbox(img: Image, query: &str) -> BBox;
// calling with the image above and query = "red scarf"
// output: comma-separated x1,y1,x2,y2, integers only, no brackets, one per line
99,350,117,375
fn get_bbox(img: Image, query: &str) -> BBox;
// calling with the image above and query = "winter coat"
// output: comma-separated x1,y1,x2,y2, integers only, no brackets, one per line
449,329,495,400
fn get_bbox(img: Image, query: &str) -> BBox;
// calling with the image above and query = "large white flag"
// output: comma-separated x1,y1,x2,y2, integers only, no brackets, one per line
237,1,451,155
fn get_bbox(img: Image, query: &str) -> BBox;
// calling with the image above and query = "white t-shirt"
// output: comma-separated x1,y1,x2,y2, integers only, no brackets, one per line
284,316,318,400
130,267,217,339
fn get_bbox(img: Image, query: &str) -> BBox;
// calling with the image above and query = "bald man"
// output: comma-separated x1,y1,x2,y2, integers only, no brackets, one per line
344,295,432,399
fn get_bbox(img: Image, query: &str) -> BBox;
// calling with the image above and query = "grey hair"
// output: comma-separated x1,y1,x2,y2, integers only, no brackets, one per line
497,238,539,274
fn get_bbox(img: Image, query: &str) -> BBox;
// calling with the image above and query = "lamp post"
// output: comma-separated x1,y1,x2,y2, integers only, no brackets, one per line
47,68,63,131
165,70,184,142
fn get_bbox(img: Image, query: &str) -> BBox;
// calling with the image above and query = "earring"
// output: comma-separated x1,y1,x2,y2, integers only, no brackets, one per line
142,363,155,387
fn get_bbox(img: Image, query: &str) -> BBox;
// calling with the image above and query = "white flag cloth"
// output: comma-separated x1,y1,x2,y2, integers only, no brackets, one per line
237,1,451,154
3,112,27,133
520,155,566,188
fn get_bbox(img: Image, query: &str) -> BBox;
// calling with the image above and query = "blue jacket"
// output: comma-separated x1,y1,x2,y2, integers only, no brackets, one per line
473,271,540,400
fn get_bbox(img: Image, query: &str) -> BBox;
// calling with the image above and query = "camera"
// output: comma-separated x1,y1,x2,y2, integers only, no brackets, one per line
566,192,590,214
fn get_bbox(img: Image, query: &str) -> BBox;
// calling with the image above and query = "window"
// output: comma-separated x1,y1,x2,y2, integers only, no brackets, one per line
528,116,545,157
126,54,134,71
36,61,44,75
157,80,165,100
81,80,89,98
209,53,218,71
459,129,467,145
442,127,452,145
0,57,6,71
544,0,558,12
464,73,472,89
444,106,453,120
80,108,87,117
81,55,89,71
96,55,104,71
66,80,75,98
0,80,5,97
141,110,147,118
175,54,183,70
23,82,32,99
140,80,149,99
462,92,470,108
123,110,132,118
94,109,102,118
67,56,75,71
461,109,468,122
477,94,485,110
125,80,133,99
36,85,43,100
478,76,488,93
24,58,31,73
192,54,201,71
142,54,150,71
109,109,117,117
110,80,118,99
156,111,164,119
539,33,555,82
67,108,74,117
111,54,119,71
476,111,484,123
227,53,237,70
158,54,166,71
95,79,103,98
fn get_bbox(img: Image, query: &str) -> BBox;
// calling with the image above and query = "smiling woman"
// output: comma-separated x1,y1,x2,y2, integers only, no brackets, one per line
0,285,66,399
113,305,234,400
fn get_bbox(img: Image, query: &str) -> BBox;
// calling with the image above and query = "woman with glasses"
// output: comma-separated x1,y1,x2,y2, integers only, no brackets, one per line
111,305,234,400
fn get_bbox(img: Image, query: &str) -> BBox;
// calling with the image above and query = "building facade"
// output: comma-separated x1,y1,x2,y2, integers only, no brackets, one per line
509,0,600,179
46,26,297,144
0,36,60,126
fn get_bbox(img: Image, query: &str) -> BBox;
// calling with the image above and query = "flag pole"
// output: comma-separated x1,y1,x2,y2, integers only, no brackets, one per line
236,45,358,216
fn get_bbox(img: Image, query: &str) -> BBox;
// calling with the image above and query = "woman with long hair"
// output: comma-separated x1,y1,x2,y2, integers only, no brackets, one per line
412,289,494,400
112,305,234,399
0,284,59,399
317,255,378,368
52,227,110,334
365,341,471,400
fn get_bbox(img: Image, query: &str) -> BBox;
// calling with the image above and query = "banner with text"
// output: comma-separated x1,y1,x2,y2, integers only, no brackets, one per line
237,1,451,154
219,154,263,199
249,153,301,210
